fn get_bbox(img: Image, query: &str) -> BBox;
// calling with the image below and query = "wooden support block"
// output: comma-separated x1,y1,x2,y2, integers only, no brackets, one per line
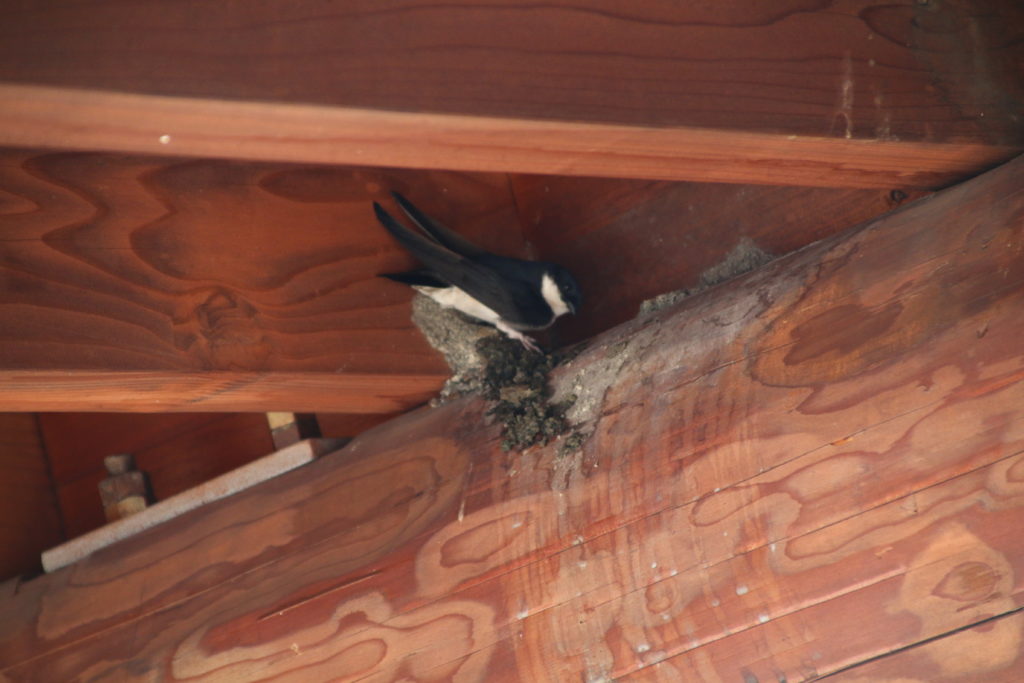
97,454,150,522
266,412,321,451
0,153,1020,678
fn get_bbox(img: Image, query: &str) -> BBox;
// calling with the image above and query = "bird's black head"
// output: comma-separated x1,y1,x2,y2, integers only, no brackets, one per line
547,264,582,316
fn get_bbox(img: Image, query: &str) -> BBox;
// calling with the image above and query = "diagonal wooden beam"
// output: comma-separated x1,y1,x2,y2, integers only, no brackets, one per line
1,154,1021,680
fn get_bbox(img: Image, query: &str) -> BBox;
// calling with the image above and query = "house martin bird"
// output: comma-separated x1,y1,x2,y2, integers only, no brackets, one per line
374,192,581,351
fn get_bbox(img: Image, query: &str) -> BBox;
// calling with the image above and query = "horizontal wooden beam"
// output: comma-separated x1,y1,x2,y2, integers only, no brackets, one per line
2,1,1022,145
2,154,1021,679
1,150,545,412
0,84,1018,189
0,371,444,413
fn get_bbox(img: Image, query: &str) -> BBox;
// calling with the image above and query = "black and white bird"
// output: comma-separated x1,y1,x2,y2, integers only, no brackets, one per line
374,192,582,351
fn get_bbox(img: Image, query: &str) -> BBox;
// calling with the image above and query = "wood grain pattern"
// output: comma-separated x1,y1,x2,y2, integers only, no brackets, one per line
0,414,63,581
1,84,1018,190
1,1,1022,143
0,371,449,413
825,611,1024,682
0,154,1021,679
511,174,929,344
0,149,533,410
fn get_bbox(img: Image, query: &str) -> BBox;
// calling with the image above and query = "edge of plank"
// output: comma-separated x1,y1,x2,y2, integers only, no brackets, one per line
0,83,1018,190
0,370,446,413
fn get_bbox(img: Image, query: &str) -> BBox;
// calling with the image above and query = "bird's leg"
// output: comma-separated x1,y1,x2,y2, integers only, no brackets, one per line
517,335,542,353
496,322,542,353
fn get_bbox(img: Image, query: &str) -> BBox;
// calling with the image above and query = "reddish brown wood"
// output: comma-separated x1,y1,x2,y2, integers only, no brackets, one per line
38,412,276,539
0,370,448,413
0,149,530,411
315,412,399,440
825,612,1024,682
512,174,929,344
0,414,63,580
1,84,1017,191
1,1,1021,144
0,154,1021,679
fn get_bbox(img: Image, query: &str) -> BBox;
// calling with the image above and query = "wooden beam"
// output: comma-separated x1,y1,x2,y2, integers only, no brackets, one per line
2,0,1021,143
0,83,1017,190
822,611,1024,682
0,371,445,413
0,150,538,411
2,1,1021,187
1,154,1021,679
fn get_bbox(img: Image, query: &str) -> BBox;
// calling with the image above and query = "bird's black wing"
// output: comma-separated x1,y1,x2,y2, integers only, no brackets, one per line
375,203,551,328
379,269,448,288
391,192,487,258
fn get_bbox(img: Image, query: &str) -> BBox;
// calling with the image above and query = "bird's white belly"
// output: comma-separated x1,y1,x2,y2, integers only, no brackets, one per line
415,286,502,324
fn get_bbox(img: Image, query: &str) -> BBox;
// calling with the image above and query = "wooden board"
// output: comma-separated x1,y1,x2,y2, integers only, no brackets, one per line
0,414,63,581
0,149,534,411
0,153,1020,680
1,1,1021,142
1,84,1018,190
825,611,1024,682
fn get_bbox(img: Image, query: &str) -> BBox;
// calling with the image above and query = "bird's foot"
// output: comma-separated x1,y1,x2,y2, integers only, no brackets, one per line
499,325,542,353
518,335,542,353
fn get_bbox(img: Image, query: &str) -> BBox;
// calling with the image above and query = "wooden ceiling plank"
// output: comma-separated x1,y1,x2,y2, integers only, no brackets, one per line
2,1,1022,144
